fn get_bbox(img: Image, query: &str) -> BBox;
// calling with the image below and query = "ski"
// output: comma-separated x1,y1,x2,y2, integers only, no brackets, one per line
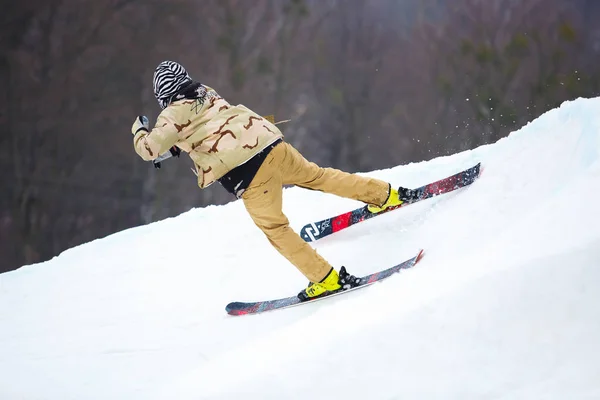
300,162,481,242
225,249,424,316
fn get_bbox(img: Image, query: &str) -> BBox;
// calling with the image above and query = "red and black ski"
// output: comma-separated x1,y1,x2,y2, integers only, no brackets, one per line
299,163,481,242
226,250,424,316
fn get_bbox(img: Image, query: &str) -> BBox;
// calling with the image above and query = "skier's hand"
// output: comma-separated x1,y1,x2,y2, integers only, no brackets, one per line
131,116,150,135
169,146,181,158
152,146,181,169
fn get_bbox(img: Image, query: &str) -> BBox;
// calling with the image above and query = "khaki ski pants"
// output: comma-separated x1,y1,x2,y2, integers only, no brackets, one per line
241,142,390,283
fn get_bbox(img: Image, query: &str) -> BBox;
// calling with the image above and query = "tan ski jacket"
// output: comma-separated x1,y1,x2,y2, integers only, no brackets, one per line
133,86,283,188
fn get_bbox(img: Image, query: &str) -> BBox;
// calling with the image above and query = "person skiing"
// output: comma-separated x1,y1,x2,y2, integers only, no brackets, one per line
131,61,413,300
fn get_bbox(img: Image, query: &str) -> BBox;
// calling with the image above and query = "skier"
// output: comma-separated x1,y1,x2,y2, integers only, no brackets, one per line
131,61,413,300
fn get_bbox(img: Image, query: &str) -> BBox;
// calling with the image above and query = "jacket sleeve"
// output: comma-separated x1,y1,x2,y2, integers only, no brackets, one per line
133,114,180,161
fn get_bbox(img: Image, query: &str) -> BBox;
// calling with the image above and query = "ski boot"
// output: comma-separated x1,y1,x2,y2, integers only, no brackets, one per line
298,267,361,301
367,186,420,214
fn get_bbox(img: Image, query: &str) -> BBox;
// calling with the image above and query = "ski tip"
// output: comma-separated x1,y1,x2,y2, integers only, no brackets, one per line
415,249,425,263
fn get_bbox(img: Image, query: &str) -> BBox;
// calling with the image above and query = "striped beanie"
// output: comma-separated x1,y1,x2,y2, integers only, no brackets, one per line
153,61,192,109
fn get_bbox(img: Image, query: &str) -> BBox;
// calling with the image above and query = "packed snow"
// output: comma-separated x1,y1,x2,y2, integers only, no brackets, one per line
1,98,600,399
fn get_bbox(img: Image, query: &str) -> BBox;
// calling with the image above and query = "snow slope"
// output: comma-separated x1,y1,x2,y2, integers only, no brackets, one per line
1,98,600,400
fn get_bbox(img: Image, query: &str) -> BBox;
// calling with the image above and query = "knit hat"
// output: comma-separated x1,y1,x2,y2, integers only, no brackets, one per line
153,61,192,109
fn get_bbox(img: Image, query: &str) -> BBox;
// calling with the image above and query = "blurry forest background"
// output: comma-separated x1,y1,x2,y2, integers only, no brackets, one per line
2,0,600,272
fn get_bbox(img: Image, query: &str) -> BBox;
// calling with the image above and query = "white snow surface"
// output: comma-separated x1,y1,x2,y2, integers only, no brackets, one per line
2,98,600,399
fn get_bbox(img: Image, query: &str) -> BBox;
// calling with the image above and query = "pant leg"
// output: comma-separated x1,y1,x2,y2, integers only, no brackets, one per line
279,142,390,207
241,144,333,283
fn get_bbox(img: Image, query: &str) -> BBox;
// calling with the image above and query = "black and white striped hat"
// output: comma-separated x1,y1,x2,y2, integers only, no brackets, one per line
153,61,192,109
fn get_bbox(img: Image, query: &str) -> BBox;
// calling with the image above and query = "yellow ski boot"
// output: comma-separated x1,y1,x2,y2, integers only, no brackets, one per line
368,186,420,214
368,187,403,214
298,267,361,301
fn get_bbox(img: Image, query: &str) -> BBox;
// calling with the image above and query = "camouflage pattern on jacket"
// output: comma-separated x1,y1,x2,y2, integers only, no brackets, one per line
133,86,283,188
